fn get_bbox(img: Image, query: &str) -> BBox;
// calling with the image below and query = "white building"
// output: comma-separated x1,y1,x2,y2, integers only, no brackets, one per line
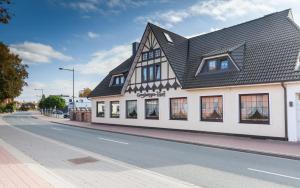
61,96,91,110
89,9,300,142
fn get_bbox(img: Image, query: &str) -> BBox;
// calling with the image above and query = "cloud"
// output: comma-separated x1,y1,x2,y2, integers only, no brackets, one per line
73,44,131,75
9,41,73,64
135,0,300,28
87,31,99,39
185,27,220,38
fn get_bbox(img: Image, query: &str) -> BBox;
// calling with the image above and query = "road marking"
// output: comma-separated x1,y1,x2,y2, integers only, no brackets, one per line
97,137,129,145
51,127,63,131
248,168,300,181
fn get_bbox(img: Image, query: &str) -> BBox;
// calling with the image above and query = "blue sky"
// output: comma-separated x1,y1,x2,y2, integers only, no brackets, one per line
1,0,300,102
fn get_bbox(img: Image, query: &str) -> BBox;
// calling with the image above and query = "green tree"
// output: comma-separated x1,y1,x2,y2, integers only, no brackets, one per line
79,88,91,97
43,95,66,110
38,94,46,109
0,42,28,102
0,0,12,24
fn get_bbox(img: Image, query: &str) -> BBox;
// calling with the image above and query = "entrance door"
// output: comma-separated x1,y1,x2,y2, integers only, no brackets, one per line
297,94,300,141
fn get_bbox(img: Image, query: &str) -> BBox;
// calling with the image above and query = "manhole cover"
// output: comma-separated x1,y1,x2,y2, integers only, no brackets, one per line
68,156,99,165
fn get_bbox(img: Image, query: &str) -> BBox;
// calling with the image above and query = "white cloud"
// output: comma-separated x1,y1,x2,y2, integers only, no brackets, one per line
73,44,131,75
87,31,99,38
135,0,300,28
185,27,220,38
68,0,100,12
9,41,73,64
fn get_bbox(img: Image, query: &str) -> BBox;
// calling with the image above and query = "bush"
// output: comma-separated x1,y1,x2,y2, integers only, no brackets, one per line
0,104,5,113
5,102,16,112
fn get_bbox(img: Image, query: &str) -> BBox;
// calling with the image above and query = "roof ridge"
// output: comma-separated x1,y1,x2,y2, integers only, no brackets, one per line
188,9,291,40
148,22,187,40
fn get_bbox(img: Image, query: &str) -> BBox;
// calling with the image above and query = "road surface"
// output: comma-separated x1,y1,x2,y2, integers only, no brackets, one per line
1,112,300,188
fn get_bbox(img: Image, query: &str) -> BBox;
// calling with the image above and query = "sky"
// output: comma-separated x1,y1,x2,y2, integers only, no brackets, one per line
1,0,300,102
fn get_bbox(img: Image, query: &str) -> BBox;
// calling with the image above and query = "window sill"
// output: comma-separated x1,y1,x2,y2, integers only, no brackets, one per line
239,121,270,125
201,119,223,122
170,118,187,121
110,116,120,118
145,117,159,120
126,117,137,119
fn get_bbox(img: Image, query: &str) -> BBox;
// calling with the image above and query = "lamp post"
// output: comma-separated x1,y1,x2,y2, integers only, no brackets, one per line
58,67,75,110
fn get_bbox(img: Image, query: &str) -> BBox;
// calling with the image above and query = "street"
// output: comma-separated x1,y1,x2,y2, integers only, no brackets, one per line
1,112,300,188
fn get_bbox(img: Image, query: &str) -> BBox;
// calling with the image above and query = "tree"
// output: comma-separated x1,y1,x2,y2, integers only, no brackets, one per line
79,88,91,97
0,42,28,102
38,94,46,109
42,95,66,110
0,0,12,24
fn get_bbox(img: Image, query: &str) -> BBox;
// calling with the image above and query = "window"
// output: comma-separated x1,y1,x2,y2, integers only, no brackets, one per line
145,99,159,119
148,51,154,59
201,96,223,122
208,60,217,71
220,59,229,70
110,101,120,118
142,52,148,61
142,66,148,82
141,64,161,82
155,64,161,80
96,101,105,117
112,75,125,86
154,49,161,58
164,32,173,43
126,100,137,119
240,94,269,124
170,98,188,120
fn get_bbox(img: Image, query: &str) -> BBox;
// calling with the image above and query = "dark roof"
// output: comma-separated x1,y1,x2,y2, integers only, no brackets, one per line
149,23,188,83
183,9,300,89
91,9,300,97
89,56,133,97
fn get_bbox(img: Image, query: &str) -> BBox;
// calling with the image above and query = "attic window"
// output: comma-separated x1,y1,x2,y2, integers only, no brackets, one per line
112,75,125,86
164,32,173,43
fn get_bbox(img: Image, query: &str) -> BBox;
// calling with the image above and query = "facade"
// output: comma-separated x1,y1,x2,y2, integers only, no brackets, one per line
60,95,91,110
90,9,300,142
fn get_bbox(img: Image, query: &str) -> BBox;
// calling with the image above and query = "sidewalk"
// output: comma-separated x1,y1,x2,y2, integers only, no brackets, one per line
38,115,300,160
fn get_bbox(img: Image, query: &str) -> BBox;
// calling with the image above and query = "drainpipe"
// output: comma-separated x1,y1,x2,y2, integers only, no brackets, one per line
281,82,288,140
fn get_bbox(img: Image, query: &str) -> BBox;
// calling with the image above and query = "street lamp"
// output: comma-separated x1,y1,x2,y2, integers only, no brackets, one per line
58,67,75,110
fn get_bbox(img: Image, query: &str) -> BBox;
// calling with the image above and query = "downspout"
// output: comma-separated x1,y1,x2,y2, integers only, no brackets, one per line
281,82,288,140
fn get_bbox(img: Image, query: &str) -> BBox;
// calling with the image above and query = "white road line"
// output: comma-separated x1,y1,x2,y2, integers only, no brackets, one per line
248,168,300,181
97,137,129,145
52,127,63,131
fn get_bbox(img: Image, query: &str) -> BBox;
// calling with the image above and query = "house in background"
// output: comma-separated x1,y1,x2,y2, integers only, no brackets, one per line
60,95,91,111
89,9,300,142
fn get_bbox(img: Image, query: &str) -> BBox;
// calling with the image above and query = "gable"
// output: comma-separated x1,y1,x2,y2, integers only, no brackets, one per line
123,27,181,94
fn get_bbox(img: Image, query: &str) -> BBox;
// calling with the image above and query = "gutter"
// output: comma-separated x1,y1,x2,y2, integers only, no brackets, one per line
281,82,288,140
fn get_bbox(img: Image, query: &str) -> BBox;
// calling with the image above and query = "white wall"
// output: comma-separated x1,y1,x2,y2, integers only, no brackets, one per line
286,82,300,141
91,84,287,139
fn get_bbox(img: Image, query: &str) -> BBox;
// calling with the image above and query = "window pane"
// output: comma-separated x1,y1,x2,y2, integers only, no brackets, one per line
145,99,159,119
97,102,105,117
149,65,154,81
126,100,137,119
120,76,124,84
148,51,154,59
155,64,161,80
142,52,148,61
142,67,148,82
170,98,187,120
155,49,161,58
201,96,223,121
221,59,229,70
208,60,217,71
240,94,269,123
110,101,120,118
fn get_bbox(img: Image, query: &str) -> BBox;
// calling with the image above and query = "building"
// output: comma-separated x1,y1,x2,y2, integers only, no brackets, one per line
89,9,300,142
60,95,91,110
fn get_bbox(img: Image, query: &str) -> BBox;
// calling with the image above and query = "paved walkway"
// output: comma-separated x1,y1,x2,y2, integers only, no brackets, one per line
37,115,300,160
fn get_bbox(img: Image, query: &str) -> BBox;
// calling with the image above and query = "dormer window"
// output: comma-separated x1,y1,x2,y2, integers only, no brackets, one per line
208,60,217,71
112,75,125,86
220,59,229,70
200,57,232,74
164,32,173,43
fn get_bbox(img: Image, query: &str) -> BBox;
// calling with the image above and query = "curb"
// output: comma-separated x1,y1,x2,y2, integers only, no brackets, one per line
48,120,300,161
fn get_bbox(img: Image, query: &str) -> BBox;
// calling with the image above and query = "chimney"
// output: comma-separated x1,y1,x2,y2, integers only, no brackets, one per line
132,42,139,55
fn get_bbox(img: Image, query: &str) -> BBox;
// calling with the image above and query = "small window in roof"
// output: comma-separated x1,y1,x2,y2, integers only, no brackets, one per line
164,32,173,43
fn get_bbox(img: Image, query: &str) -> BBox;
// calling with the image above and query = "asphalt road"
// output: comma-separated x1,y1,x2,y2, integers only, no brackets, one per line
2,112,300,188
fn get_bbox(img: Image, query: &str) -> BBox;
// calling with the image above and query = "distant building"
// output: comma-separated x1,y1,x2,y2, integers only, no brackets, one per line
60,95,91,111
